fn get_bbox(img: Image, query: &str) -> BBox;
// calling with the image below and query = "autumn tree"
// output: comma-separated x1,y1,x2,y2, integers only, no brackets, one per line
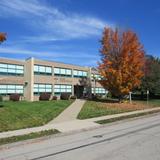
98,28,145,100
0,32,7,44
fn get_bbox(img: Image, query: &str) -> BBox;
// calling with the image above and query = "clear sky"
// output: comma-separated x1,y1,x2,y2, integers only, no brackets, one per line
0,0,160,66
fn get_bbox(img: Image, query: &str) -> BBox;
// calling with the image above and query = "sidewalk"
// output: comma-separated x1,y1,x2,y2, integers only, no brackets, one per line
0,107,160,139
48,99,86,124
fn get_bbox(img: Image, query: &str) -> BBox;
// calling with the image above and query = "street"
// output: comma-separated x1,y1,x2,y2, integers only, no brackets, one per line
1,114,160,160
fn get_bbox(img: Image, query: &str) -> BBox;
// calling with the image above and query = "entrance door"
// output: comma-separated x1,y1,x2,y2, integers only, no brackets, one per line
74,85,84,98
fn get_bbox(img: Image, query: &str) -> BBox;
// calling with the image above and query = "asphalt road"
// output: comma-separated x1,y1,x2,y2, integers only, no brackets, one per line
1,114,160,160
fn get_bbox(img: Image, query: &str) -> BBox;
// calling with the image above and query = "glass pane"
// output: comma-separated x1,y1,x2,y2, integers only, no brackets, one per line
54,68,60,74
66,69,71,75
0,68,7,73
16,90,23,93
61,69,65,74
8,85,15,89
83,72,87,76
8,69,16,73
46,88,52,92
8,64,16,69
34,84,38,88
46,67,52,73
16,85,23,89
61,85,66,89
39,88,45,92
34,65,39,72
16,65,23,70
34,88,39,92
0,63,7,68
8,90,15,93
73,70,78,75
0,90,7,93
39,66,45,72
66,89,72,92
78,71,83,76
54,88,60,92
66,85,72,89
61,89,66,92
0,85,6,89
54,85,60,88
46,84,52,88
39,84,45,88
16,70,23,74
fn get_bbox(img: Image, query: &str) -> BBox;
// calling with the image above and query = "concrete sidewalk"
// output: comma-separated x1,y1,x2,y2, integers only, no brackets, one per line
0,107,160,139
48,99,86,124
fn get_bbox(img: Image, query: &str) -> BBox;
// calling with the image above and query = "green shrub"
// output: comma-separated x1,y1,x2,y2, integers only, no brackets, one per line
10,94,20,101
60,93,71,100
39,93,51,101
70,95,77,99
52,96,57,100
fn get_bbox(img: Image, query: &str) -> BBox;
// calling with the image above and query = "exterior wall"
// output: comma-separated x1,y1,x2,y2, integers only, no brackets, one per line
0,57,106,101
24,58,34,101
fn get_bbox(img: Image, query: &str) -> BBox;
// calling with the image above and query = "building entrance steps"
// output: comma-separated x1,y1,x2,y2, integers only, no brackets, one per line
48,99,86,124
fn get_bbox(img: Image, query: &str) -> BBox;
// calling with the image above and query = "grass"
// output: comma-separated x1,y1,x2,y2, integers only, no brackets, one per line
77,99,160,119
0,100,73,132
96,109,160,124
0,129,59,146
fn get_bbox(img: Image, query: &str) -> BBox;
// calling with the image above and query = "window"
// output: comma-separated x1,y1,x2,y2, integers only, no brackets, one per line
91,74,102,80
34,84,52,95
0,84,24,95
34,65,52,75
54,84,72,95
73,70,87,78
91,87,106,94
54,68,72,77
0,63,24,76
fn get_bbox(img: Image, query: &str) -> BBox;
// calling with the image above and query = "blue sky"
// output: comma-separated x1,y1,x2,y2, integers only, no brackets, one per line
0,0,160,66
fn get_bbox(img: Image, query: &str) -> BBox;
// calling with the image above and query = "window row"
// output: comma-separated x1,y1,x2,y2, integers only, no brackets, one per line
34,65,88,78
92,87,106,94
54,68,72,77
34,65,52,75
0,63,24,76
91,74,102,80
0,84,24,95
33,84,72,95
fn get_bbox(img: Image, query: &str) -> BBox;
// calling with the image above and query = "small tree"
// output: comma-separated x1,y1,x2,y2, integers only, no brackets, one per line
0,32,7,44
98,28,145,101
141,55,160,96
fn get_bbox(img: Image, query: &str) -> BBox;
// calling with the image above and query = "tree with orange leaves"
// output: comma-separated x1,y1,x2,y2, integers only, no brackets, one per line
98,28,145,101
0,32,7,44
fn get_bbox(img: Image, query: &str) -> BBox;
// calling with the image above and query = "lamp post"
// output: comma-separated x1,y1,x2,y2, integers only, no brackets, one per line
129,92,132,104
147,90,149,105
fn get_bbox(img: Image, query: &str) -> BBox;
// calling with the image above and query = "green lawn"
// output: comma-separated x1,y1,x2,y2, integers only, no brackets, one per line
0,100,73,132
77,99,160,119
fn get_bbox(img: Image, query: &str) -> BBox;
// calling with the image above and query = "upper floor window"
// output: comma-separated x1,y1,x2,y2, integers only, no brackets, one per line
73,70,87,78
0,84,24,95
34,65,52,75
54,67,72,77
91,74,102,80
0,63,24,76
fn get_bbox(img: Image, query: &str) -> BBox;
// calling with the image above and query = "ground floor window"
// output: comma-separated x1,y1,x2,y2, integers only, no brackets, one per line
54,84,72,95
0,84,24,95
34,84,52,95
92,87,106,94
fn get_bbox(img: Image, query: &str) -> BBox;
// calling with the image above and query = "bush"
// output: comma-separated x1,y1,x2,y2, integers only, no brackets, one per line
0,95,3,102
0,95,3,107
52,96,57,100
70,95,77,99
39,93,51,101
60,93,71,100
10,94,20,101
